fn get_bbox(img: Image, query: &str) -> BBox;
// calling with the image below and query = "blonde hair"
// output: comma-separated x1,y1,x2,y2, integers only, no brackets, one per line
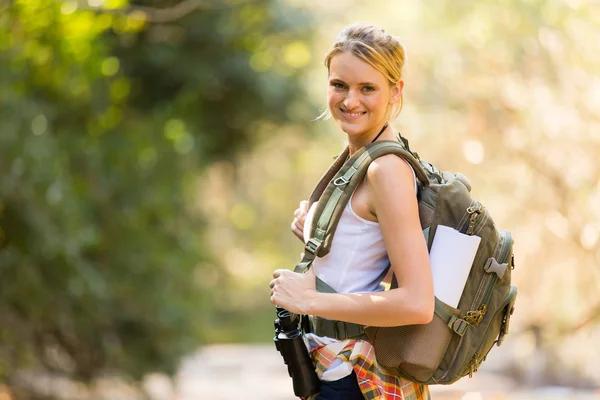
320,23,406,120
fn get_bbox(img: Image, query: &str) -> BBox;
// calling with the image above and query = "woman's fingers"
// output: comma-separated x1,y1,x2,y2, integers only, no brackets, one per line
291,219,304,241
294,208,304,218
293,211,306,227
291,200,309,241
299,200,308,213
269,268,317,313
273,269,285,278
294,200,308,222
270,274,279,304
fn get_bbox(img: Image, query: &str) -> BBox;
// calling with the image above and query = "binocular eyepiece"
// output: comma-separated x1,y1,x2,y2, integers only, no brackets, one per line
274,306,320,398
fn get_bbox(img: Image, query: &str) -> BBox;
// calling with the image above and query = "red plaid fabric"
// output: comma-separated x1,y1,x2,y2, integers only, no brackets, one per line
310,339,430,400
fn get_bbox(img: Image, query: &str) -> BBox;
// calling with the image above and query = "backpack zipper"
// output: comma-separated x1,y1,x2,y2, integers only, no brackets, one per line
465,203,484,235
467,351,481,378
466,285,517,378
465,231,512,325
460,202,490,325
462,231,512,380
459,202,486,236
438,202,486,381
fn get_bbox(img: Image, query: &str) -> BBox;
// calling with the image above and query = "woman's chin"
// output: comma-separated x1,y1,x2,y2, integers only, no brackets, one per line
338,122,366,136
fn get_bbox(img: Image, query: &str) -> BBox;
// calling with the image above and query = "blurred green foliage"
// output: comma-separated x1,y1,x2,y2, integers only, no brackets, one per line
0,0,315,384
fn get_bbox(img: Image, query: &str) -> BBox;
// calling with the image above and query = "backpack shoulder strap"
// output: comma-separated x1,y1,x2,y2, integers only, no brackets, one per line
306,140,428,260
295,141,430,339
308,147,349,208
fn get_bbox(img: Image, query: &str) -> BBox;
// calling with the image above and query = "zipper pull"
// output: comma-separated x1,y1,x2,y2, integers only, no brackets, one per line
464,304,487,325
469,351,485,378
468,351,480,378
466,204,484,235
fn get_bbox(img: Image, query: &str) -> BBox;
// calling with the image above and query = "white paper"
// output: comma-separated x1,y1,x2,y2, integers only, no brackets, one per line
429,225,481,308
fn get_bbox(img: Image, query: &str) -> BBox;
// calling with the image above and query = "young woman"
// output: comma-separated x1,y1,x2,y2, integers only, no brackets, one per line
269,23,434,400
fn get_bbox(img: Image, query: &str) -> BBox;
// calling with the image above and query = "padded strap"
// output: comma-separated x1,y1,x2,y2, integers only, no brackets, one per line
306,277,365,339
308,140,429,258
310,298,469,340
309,316,367,340
308,147,349,209
295,140,432,332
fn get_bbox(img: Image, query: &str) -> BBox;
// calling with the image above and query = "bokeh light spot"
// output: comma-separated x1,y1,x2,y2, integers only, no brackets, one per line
110,78,130,101
580,224,599,250
61,1,77,15
138,147,158,170
105,0,128,9
462,140,484,164
32,114,48,135
101,57,120,76
283,41,311,69
126,11,147,31
249,51,273,72
164,119,194,154
174,133,194,154
165,119,185,141
545,211,570,240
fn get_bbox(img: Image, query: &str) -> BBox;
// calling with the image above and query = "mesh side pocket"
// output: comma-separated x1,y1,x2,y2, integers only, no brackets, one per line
366,302,457,383
419,202,435,229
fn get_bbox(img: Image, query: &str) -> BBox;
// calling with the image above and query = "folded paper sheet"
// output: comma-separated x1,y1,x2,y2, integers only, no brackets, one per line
429,225,482,308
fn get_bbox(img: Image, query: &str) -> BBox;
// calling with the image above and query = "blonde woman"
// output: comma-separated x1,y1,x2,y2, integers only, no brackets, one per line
270,23,433,400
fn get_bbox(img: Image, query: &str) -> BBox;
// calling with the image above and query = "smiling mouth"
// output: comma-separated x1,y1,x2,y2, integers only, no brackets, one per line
340,109,366,119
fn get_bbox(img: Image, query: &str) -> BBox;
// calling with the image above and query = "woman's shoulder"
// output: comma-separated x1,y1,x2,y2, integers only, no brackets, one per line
366,153,415,188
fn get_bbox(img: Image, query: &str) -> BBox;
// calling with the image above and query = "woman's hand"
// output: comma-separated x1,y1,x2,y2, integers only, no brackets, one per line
291,200,309,242
270,268,317,315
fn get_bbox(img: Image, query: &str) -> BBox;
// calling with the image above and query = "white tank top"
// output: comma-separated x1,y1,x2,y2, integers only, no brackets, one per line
303,190,390,294
303,160,417,381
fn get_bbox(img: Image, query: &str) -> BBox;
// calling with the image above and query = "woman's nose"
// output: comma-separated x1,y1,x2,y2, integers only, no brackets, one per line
343,90,360,109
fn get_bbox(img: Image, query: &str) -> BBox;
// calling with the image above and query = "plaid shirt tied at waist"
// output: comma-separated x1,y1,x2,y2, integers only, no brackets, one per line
309,339,430,400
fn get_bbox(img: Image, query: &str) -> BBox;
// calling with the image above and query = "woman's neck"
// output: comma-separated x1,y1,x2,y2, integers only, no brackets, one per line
348,123,394,155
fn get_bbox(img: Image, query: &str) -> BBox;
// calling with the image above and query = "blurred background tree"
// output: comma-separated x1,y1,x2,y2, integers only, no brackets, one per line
0,0,316,394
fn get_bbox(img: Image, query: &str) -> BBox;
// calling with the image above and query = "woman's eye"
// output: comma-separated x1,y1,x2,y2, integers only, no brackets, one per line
362,86,375,92
331,82,345,89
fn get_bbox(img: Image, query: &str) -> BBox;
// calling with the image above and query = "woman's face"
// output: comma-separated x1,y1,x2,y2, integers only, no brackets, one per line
327,51,402,139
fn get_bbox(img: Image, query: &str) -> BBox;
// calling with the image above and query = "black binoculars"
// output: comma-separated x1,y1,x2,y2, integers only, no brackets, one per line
274,306,321,398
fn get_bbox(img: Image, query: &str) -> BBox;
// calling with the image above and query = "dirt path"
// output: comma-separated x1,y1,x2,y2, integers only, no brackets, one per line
6,344,598,399
146,344,598,400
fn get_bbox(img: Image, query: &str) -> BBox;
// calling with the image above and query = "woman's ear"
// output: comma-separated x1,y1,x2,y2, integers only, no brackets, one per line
389,80,404,104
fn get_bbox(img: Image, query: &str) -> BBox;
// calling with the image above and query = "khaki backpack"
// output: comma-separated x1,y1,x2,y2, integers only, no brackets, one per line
294,137,517,385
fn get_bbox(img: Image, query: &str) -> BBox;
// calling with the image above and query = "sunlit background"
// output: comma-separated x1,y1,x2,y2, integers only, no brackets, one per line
1,0,599,399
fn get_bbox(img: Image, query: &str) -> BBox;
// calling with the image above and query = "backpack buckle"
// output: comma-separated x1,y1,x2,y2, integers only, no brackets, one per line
448,315,469,336
305,238,322,256
334,321,348,339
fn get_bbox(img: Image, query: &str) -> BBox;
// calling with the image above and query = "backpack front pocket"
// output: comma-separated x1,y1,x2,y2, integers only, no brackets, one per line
364,297,463,383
